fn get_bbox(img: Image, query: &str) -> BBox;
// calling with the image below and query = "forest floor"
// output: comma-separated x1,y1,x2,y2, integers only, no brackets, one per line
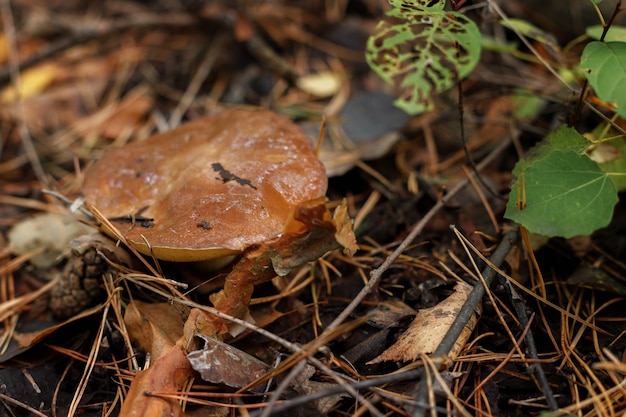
1,1,626,416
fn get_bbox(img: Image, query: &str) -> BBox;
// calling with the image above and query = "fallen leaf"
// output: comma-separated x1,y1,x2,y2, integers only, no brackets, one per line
0,54,117,133
187,334,270,392
0,69,109,133
341,328,390,364
588,141,621,164
297,71,342,98
300,91,409,177
332,199,359,256
368,282,478,364
291,365,347,415
124,300,187,362
268,198,357,275
366,299,417,328
8,213,94,268
119,344,195,417
567,263,626,295
0,63,58,102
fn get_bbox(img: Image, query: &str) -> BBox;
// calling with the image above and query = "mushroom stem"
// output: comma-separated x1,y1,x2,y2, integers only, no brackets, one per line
208,253,275,335
193,198,357,337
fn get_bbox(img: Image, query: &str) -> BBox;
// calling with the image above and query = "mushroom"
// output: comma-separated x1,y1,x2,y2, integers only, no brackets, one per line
83,107,328,261
82,107,357,335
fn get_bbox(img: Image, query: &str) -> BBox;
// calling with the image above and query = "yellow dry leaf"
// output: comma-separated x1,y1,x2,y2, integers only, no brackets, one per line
0,62,58,102
588,141,621,164
297,71,342,98
368,281,478,365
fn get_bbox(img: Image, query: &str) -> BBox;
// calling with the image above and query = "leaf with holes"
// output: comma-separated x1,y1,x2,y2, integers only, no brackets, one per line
581,41,626,118
366,0,481,115
389,0,446,9
505,150,618,237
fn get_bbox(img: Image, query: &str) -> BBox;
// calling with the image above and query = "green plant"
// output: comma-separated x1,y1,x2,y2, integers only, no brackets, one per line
505,126,618,237
366,0,626,238
365,0,482,115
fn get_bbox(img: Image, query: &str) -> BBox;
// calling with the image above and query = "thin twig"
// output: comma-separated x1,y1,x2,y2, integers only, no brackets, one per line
247,368,442,416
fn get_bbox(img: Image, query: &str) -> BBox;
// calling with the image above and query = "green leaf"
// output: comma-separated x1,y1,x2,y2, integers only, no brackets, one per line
511,90,545,122
586,25,626,42
366,1,482,115
505,150,618,238
580,41,626,118
512,124,589,176
480,35,519,54
499,18,558,49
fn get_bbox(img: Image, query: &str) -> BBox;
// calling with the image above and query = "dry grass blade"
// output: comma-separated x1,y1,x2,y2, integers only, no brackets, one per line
0,277,57,324
421,354,473,417
83,202,162,278
0,392,48,417
66,302,111,417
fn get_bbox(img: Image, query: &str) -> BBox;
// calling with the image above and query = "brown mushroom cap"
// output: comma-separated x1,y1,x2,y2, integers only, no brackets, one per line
83,108,327,261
